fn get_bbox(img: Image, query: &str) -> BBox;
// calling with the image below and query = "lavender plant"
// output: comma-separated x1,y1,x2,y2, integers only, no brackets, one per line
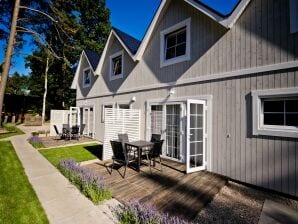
114,200,194,224
58,159,111,204
28,136,45,149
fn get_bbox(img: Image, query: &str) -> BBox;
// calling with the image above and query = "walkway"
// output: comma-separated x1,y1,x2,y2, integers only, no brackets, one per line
9,125,116,224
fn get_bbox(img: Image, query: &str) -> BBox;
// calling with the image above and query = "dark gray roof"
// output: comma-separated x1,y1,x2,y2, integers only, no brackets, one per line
84,49,101,70
112,27,141,55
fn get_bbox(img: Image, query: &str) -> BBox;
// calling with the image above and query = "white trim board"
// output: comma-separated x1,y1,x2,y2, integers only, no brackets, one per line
77,60,298,100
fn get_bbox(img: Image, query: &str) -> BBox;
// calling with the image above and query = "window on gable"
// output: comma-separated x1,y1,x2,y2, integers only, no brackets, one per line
83,68,91,88
112,55,122,76
109,50,124,81
160,18,191,67
165,27,187,60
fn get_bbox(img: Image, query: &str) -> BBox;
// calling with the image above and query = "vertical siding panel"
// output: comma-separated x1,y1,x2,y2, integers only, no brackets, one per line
226,80,231,177
274,72,282,192
212,82,219,173
245,76,252,183
280,0,288,63
273,0,281,64
235,78,242,180
222,80,227,175
250,0,257,68
256,74,263,186
267,0,274,64
217,80,223,174
240,77,246,182
262,74,269,188
230,79,237,179
256,0,263,67
282,139,289,194
261,0,268,66
288,141,295,196
251,75,257,185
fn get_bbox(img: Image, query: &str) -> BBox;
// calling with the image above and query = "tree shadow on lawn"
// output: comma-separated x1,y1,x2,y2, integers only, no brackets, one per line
84,145,103,160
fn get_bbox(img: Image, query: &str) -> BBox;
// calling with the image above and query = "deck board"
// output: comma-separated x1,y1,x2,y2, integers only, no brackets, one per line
84,159,227,221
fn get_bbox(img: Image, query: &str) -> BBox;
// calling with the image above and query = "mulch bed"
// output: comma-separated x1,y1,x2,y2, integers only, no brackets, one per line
196,181,298,224
39,136,99,148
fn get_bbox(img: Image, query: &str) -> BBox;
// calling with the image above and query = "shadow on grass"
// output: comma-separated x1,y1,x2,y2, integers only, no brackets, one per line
84,145,103,160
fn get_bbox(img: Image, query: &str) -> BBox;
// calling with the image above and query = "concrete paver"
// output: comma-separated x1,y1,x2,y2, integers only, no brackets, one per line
9,125,116,224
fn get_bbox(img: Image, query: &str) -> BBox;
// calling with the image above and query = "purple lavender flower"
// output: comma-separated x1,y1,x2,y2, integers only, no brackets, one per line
57,159,111,203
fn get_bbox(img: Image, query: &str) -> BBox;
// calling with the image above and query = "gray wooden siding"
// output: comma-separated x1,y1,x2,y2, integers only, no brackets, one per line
77,71,298,197
76,0,298,196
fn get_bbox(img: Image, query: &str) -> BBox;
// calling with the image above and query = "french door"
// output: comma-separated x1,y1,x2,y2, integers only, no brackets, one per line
165,104,183,161
186,100,206,173
82,107,94,137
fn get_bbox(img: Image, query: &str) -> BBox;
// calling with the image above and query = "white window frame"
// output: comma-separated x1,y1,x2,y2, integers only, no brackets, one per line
82,67,92,88
252,87,298,138
290,0,298,33
160,18,191,68
109,50,124,81
101,103,114,123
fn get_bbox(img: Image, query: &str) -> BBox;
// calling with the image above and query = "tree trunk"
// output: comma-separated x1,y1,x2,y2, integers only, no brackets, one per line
0,0,21,126
42,56,49,126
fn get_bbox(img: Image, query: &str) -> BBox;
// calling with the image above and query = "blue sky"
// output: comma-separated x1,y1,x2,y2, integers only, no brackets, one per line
0,0,239,76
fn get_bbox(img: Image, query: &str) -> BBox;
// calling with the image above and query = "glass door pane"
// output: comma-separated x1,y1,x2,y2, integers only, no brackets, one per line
166,104,181,160
187,100,205,173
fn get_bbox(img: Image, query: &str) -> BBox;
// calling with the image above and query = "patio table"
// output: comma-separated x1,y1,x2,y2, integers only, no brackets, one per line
125,140,154,172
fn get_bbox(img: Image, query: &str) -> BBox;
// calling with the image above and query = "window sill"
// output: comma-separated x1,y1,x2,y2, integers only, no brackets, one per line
253,126,298,138
160,54,190,68
110,74,123,81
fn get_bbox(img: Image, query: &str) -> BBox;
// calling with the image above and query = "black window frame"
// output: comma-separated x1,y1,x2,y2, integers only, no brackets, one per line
164,27,187,61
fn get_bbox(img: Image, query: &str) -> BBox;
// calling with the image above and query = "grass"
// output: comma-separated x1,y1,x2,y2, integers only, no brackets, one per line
0,123,25,139
39,143,102,167
0,141,49,224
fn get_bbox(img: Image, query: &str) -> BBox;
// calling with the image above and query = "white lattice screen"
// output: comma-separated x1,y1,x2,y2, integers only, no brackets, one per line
50,110,70,136
103,108,140,160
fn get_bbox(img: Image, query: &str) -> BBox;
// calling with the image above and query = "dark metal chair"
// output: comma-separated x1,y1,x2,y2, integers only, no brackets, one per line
53,125,63,140
70,126,80,140
150,134,161,142
145,140,164,174
62,127,70,140
110,140,134,178
118,133,136,159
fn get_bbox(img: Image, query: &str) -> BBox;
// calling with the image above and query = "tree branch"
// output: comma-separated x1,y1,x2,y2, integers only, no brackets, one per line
19,5,58,23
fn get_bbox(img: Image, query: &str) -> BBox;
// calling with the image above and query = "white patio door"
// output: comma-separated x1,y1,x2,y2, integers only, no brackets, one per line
186,100,206,173
165,104,183,161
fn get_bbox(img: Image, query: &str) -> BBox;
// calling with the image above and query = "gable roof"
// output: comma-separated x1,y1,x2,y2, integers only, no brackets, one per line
113,27,141,55
84,49,101,71
93,0,251,76
71,49,100,89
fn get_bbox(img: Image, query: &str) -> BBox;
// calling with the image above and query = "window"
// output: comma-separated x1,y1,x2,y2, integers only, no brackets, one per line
83,68,92,88
101,104,113,123
160,18,191,67
165,27,187,60
290,0,298,33
263,99,298,126
109,50,124,80
252,88,298,138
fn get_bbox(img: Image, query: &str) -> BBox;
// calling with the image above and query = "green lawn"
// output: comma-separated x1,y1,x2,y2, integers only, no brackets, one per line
39,143,102,167
0,123,25,139
0,141,49,224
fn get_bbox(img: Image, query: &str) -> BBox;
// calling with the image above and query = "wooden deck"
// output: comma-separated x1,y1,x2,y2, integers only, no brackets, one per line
85,159,227,221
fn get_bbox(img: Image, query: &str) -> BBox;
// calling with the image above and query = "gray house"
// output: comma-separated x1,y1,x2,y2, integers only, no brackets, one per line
72,0,298,197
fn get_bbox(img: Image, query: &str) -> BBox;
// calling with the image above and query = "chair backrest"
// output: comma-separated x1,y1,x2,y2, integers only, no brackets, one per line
53,125,60,135
150,134,161,142
80,124,86,135
118,133,129,143
150,140,164,158
71,126,79,134
110,140,126,161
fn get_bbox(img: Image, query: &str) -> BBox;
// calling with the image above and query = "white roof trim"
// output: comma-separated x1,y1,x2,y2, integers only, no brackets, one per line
71,51,93,89
134,0,168,61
